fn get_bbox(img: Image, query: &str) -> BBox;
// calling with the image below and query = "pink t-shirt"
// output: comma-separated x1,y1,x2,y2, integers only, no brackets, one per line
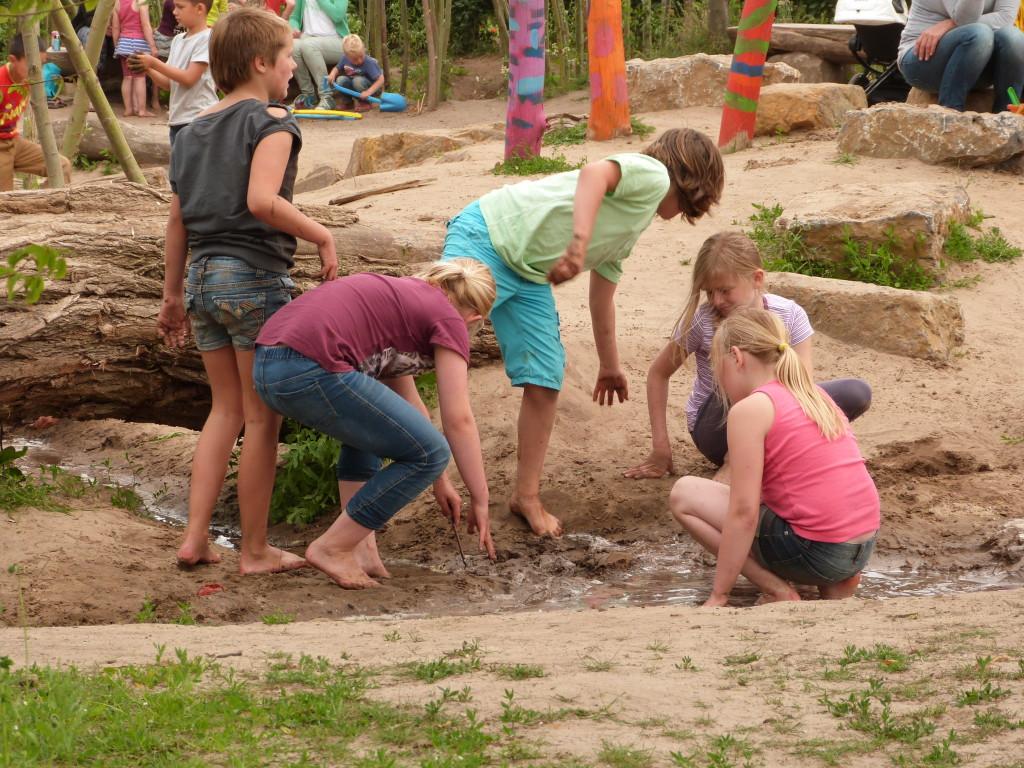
677,293,813,432
257,274,470,377
118,0,145,38
755,380,880,543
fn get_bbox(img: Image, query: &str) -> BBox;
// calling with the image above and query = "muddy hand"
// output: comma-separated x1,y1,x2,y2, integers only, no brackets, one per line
592,367,628,406
466,502,496,560
623,450,673,479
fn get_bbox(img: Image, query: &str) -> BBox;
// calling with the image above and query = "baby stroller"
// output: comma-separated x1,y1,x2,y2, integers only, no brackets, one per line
834,0,912,104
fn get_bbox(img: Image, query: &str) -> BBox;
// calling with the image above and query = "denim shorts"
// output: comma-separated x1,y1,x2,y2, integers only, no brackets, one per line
185,257,294,352
751,506,876,586
443,200,566,391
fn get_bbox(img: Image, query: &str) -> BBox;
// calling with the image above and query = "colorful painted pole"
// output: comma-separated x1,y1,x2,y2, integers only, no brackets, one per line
587,0,631,141
504,0,546,160
718,0,778,150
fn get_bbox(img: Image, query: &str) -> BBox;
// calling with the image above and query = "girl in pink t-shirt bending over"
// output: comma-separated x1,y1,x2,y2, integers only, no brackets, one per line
670,307,880,606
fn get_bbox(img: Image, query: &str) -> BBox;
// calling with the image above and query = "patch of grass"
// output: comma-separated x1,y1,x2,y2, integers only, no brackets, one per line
956,681,1009,706
940,274,983,291
646,641,669,654
134,598,157,623
0,450,77,513
542,116,655,148
173,602,196,626
920,730,960,767
404,643,483,683
261,611,294,626
494,663,545,680
821,678,937,744
597,741,653,768
110,485,143,513
675,656,698,672
1000,434,1024,446
269,421,340,525
839,644,912,673
383,630,402,642
945,220,1022,264
792,736,876,766
492,154,584,176
416,371,439,411
831,152,858,166
582,655,616,672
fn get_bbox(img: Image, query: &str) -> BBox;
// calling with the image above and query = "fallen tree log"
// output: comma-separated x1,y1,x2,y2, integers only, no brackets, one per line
0,178,487,431
728,23,857,64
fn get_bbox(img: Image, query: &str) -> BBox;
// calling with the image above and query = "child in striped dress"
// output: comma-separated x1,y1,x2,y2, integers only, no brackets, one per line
112,0,158,116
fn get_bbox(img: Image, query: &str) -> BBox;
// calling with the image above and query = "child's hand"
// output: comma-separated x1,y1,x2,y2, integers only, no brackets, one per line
359,89,372,100
127,53,149,72
466,501,496,560
317,235,338,281
592,366,628,406
432,474,462,526
547,236,586,285
157,296,190,348
327,69,337,85
623,449,673,479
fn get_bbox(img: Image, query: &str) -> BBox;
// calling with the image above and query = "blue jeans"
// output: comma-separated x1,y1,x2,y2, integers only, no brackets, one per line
751,506,877,586
899,23,1024,112
443,201,566,390
337,74,374,99
185,257,293,352
253,346,452,530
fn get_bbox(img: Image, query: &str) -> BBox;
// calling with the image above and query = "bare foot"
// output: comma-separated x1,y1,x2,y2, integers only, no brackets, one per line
754,589,801,605
354,533,391,579
819,572,862,600
176,539,222,567
123,110,136,118
306,539,379,589
136,110,157,118
239,546,307,575
510,496,563,537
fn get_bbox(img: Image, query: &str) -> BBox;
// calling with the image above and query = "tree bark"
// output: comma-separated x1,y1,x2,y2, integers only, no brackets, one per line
491,0,510,54
49,0,147,184
505,0,546,160
398,0,410,95
587,0,631,140
0,181,502,429
60,0,116,160
421,0,440,109
19,14,66,187
708,0,730,48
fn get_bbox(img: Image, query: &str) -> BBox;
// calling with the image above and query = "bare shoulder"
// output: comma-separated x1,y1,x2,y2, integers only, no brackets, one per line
728,392,775,429
266,105,290,120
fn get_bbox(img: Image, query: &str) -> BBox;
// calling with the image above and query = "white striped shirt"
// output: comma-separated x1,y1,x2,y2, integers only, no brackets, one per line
675,293,814,432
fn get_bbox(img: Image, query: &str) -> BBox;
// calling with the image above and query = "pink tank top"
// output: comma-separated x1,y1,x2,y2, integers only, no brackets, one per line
118,0,145,38
755,380,880,543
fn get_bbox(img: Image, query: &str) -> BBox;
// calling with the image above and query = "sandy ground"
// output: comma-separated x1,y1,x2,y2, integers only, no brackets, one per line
3,75,1024,760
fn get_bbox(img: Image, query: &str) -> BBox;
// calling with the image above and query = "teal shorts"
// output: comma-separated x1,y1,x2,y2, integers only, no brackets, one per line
443,201,565,391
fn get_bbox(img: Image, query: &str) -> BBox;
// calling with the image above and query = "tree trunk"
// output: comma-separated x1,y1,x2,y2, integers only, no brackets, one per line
0,181,495,430
575,0,587,78
549,0,571,82
718,0,778,150
398,0,410,95
19,14,66,187
587,0,631,140
641,0,652,55
49,0,147,184
504,0,546,160
60,0,117,161
421,0,440,109
708,0,730,48
491,0,510,54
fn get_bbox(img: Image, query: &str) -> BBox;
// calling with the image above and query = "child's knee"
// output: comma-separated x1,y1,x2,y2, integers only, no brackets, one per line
669,476,701,520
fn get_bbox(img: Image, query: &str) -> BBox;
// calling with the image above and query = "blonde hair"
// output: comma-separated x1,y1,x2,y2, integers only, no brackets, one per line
712,307,846,440
342,34,367,57
417,259,496,319
209,7,291,93
643,128,725,224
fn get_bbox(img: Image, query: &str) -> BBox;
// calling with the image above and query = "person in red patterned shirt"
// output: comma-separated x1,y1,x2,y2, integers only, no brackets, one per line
0,36,72,192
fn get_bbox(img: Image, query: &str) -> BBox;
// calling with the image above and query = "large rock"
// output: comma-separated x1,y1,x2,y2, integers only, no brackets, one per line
294,163,343,194
776,182,971,269
755,83,867,135
768,271,965,361
345,124,504,176
906,87,994,114
768,52,848,84
838,103,1024,166
625,54,800,113
53,113,170,167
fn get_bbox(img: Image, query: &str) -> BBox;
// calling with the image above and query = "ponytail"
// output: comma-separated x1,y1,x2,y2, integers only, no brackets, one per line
711,307,846,440
416,259,497,319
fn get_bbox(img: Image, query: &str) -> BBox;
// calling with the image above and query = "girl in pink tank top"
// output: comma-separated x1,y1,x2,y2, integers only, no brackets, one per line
112,0,158,117
669,306,880,607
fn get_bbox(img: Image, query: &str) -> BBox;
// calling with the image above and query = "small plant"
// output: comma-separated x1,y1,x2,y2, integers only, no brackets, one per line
495,663,545,680
675,656,698,672
921,730,960,767
492,154,584,176
99,149,121,175
134,598,157,623
383,630,402,642
723,652,760,666
646,641,669,654
956,681,1009,706
839,643,911,672
415,372,439,410
1000,434,1024,446
2,244,67,305
174,602,196,626
597,740,654,768
405,645,482,682
831,152,858,166
944,220,1022,264
973,709,1024,732
583,655,616,672
269,421,340,525
261,611,294,625
110,485,143,513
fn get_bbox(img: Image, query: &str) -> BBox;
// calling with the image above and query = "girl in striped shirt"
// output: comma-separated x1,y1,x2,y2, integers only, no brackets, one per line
624,231,871,483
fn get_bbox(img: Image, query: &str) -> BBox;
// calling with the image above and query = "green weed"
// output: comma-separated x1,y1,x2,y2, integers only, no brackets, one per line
1000,434,1024,446
831,152,858,166
173,602,196,626
675,656,698,672
405,644,482,683
839,643,912,673
956,681,1009,706
492,154,584,176
921,730,960,767
269,421,340,525
416,371,439,410
110,485,143,513
945,221,1022,264
384,630,402,642
646,641,669,654
723,652,759,666
134,598,157,623
973,709,1024,734
0,450,72,513
494,663,545,680
821,678,937,744
261,611,295,626
582,655,616,672
597,741,654,768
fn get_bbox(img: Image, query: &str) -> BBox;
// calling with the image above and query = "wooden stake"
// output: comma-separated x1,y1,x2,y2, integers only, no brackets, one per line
328,178,434,206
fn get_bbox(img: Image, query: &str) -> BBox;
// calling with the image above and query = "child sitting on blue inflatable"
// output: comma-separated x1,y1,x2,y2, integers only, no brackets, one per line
327,33,384,112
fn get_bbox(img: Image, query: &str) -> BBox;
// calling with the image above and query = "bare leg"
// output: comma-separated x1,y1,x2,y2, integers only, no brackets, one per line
135,77,155,117
819,573,862,599
670,476,800,602
235,348,306,575
177,347,243,566
712,458,731,485
305,511,379,589
121,75,134,116
150,78,161,114
509,384,563,537
339,479,390,578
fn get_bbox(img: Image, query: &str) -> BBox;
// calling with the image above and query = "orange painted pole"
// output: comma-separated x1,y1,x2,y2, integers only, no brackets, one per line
587,0,631,140
718,0,777,150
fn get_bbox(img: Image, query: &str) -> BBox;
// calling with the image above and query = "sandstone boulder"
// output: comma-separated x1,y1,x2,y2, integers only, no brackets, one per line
625,54,800,113
294,163,343,194
838,103,1024,166
345,124,504,176
906,87,994,114
755,83,867,135
768,271,964,361
768,52,848,84
776,182,971,269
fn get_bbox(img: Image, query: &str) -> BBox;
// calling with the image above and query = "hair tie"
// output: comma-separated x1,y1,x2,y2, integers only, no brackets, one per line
778,342,788,353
